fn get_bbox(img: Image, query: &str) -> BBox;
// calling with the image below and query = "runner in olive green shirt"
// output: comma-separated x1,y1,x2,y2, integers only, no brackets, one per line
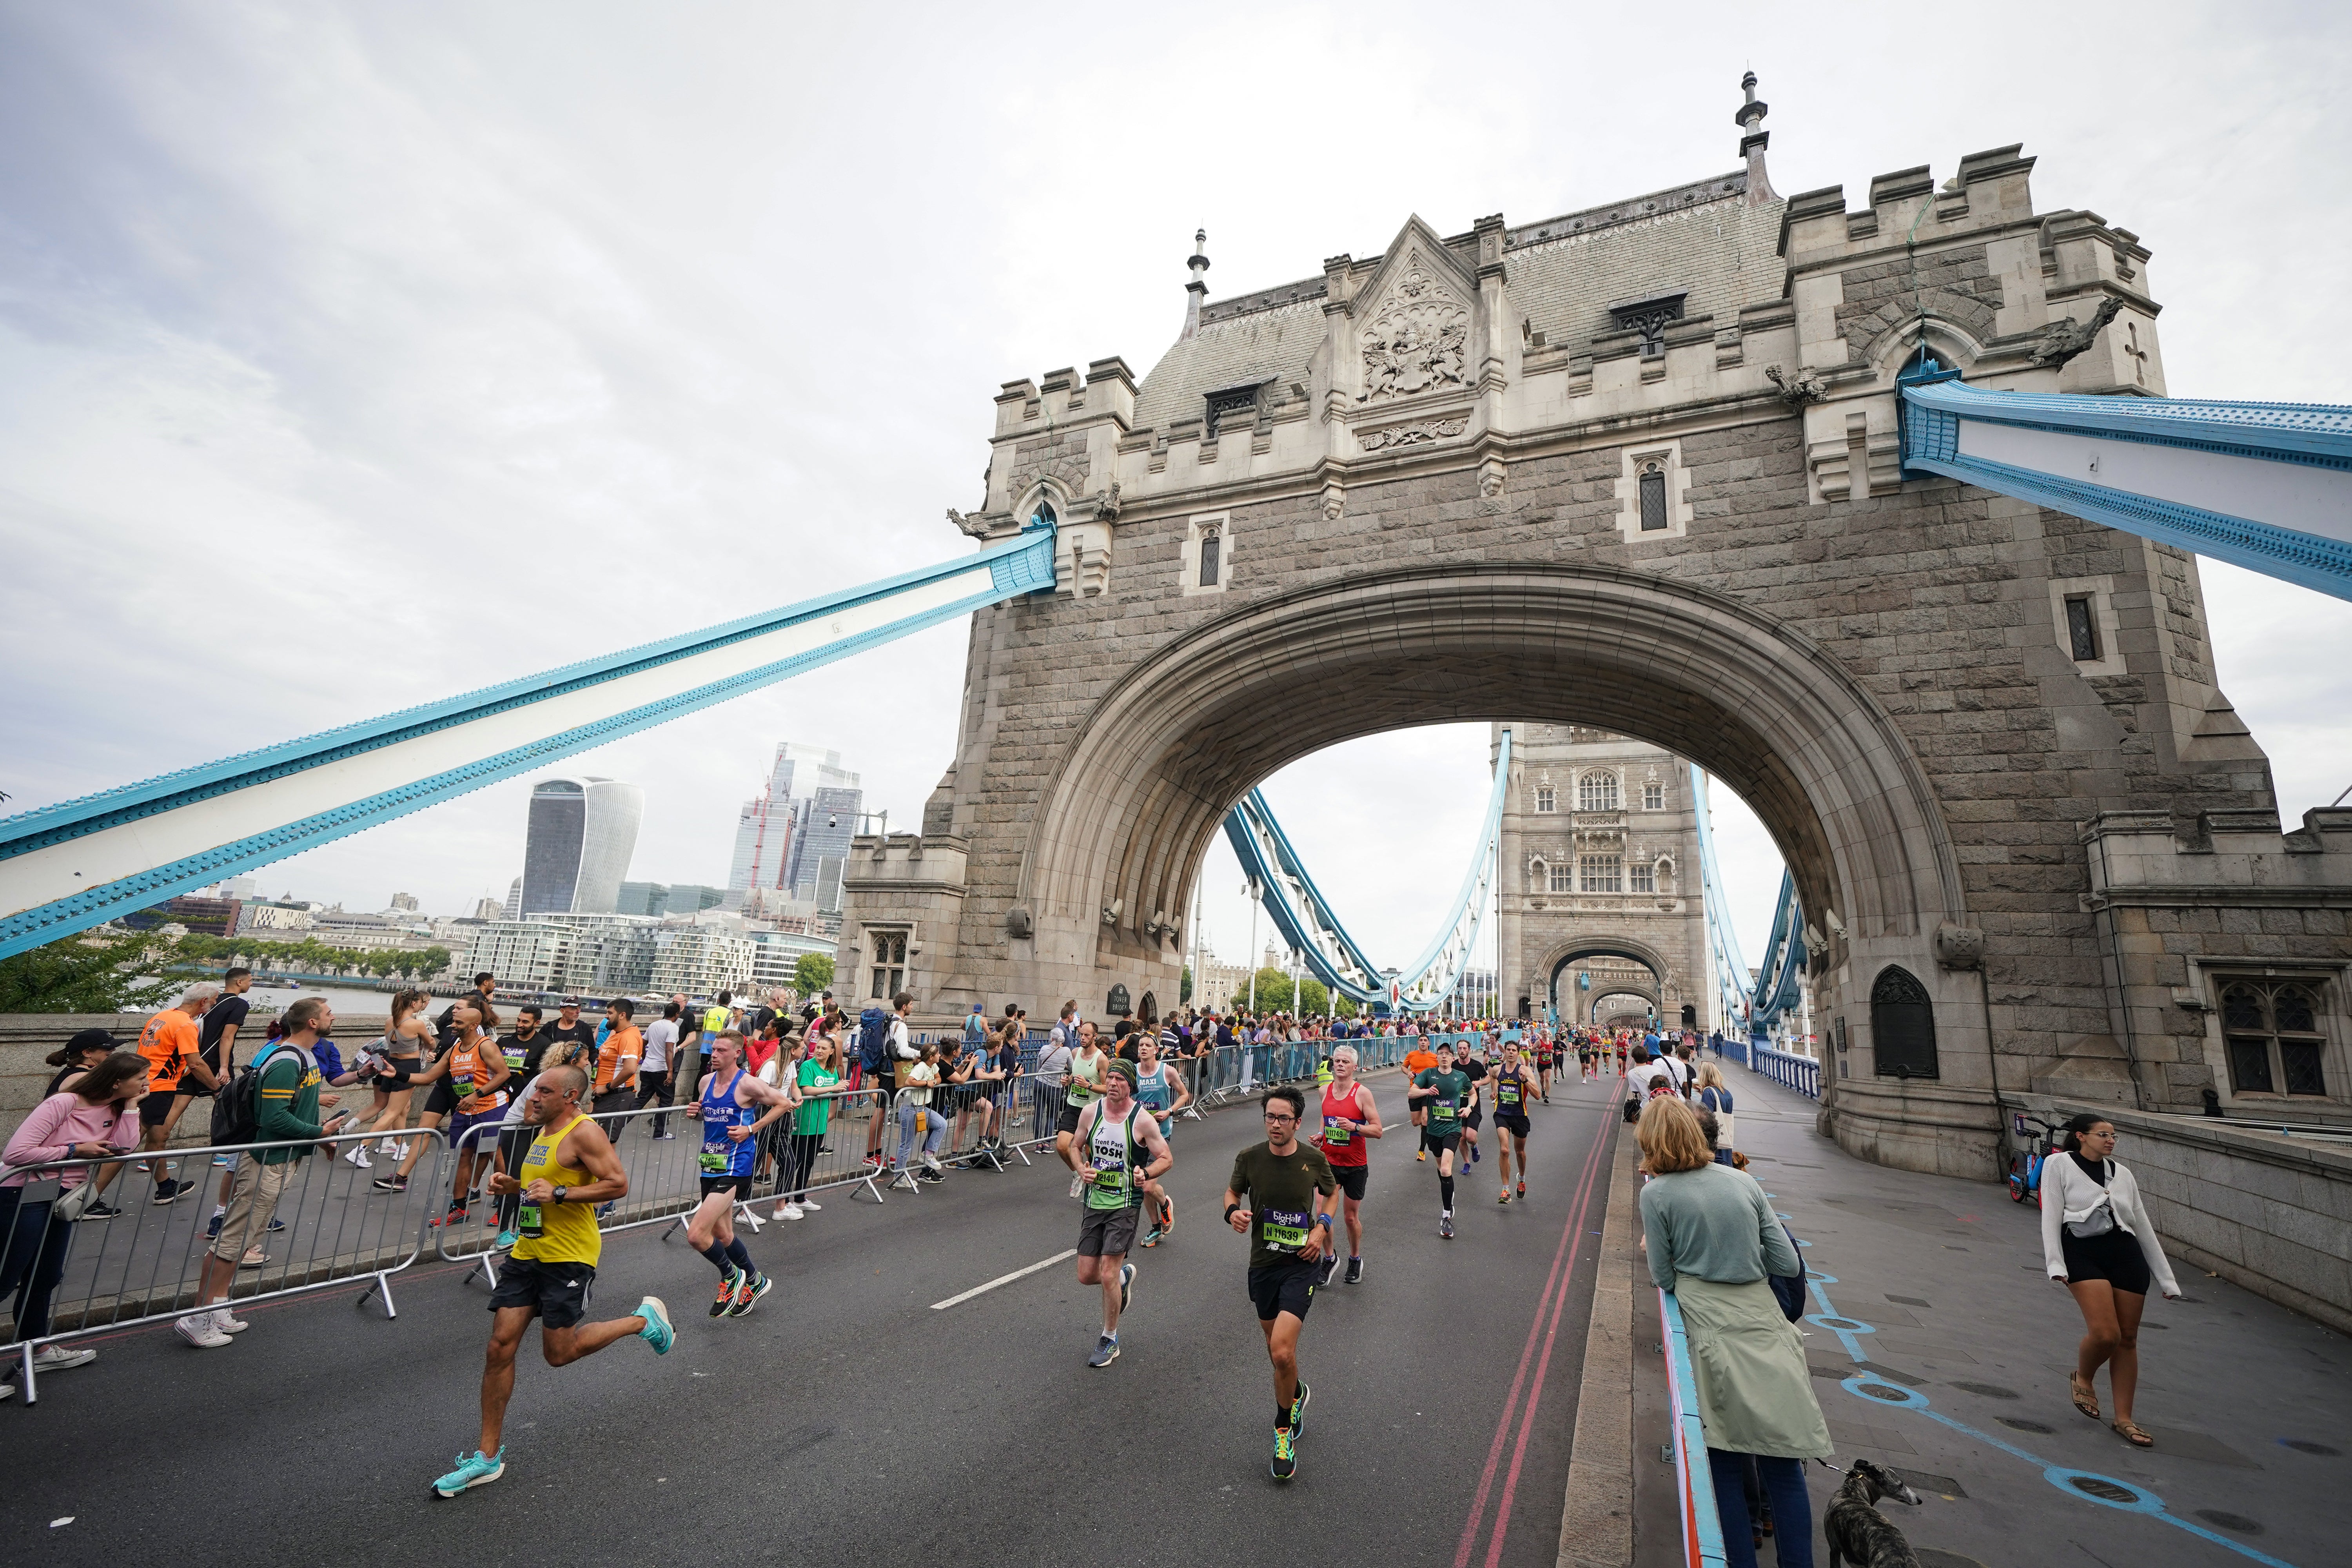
1224,1085,1338,1482
1409,1060,1473,1238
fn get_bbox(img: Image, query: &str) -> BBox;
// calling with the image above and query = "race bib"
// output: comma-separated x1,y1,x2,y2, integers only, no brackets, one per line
1092,1160,1129,1192
1322,1122,1352,1147
699,1141,731,1174
1260,1209,1310,1252
1498,1081,1521,1106
1432,1098,1459,1124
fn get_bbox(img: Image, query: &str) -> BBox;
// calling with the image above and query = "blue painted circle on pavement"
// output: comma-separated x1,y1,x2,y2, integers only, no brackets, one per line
1840,1374,1926,1408
2043,1467,2164,1514
1806,1271,1838,1285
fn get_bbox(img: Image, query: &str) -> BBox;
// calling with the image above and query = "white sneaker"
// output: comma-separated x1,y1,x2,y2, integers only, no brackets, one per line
174,1313,232,1349
776,1203,805,1221
922,1153,943,1174
211,1308,250,1334
345,1145,372,1169
31,1344,96,1371
377,1138,398,1155
1069,1174,1086,1199
799,1198,820,1213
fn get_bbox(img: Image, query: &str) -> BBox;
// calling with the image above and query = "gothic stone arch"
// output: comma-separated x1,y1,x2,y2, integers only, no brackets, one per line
843,155,2301,1180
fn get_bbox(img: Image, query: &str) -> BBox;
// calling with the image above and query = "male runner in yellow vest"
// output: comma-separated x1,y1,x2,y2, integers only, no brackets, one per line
433,1064,675,1499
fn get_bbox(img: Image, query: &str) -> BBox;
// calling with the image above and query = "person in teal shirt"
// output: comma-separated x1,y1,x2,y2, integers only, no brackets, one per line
1408,1058,1473,1238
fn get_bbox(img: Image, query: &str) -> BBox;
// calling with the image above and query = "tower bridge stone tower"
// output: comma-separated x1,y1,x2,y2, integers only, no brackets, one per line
836,81,2352,1177
1494,725,1708,1032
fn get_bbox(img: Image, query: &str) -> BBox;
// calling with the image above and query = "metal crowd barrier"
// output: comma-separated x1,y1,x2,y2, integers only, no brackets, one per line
1658,1288,1732,1568
1749,1043,1821,1100
2,1123,445,1403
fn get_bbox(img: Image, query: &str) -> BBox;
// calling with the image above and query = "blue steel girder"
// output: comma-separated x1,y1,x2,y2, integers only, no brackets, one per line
1689,767,1753,1034
0,517,1059,960
1224,727,1513,1014
1898,368,2352,602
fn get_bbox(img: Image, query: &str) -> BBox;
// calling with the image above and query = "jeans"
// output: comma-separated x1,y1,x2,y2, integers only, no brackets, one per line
1706,1449,1813,1568
785,1131,824,1202
897,1102,949,1165
0,1189,73,1352
634,1069,674,1138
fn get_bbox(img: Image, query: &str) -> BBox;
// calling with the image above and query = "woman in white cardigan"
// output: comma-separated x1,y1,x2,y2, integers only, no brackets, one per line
2041,1113,2180,1448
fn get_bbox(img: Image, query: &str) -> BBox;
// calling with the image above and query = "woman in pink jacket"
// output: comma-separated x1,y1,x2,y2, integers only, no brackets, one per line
2,1050,147,1395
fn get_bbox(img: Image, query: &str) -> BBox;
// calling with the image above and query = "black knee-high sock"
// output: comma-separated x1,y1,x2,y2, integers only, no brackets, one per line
724,1237,753,1274
1440,1175,1455,1211
701,1241,734,1276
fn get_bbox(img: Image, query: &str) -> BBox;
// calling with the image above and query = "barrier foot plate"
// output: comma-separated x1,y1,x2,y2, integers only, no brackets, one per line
357,1270,398,1319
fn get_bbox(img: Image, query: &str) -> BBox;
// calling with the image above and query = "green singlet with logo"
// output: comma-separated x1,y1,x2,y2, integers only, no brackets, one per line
1084,1104,1145,1211
1414,1066,1472,1134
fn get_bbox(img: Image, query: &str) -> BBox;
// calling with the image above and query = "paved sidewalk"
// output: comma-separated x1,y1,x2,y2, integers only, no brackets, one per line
1710,1069,2345,1568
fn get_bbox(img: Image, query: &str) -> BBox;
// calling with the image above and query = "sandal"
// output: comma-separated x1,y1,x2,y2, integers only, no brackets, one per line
2112,1418,2154,1448
2069,1372,2100,1421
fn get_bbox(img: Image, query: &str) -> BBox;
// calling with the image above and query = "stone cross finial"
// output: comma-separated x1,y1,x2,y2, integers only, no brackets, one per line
1735,72,1777,206
1180,229,1211,342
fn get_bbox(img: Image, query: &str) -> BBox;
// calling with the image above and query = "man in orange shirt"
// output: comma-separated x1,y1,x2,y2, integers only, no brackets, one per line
134,982,223,1203
592,999,643,1117
1401,1035,1441,1163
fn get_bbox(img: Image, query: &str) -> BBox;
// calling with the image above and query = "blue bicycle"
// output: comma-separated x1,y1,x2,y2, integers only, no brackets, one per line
2006,1111,2061,1207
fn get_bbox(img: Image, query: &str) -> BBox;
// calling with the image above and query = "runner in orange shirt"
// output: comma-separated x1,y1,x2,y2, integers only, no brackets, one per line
133,984,221,1203
1401,1036,1441,1163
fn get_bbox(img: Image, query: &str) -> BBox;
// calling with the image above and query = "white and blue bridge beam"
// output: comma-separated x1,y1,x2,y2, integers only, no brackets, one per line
0,518,1058,962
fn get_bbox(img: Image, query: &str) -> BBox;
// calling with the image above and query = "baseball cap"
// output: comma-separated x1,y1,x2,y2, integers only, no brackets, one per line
560,996,581,1007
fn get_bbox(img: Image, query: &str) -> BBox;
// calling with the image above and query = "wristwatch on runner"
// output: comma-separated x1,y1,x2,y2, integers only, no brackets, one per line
551,1185,568,1204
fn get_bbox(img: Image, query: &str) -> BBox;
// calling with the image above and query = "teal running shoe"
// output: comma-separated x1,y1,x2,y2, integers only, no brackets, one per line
432,1447,505,1498
492,1230,519,1252
638,1295,674,1354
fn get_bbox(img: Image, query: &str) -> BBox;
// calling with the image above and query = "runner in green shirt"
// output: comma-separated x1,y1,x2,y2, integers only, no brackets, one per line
1409,1058,1473,1239
1224,1086,1338,1482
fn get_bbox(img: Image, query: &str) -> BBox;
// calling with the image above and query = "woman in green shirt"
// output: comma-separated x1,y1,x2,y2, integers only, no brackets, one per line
777,1031,843,1221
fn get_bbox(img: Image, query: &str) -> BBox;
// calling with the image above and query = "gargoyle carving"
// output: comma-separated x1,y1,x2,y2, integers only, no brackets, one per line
1764,364,1826,407
948,507,991,539
2029,298,2123,370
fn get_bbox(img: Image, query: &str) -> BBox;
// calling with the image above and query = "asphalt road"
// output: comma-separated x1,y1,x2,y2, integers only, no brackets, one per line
5,1067,1621,1568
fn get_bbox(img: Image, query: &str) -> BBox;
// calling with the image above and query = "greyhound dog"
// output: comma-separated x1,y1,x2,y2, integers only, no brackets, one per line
1823,1458,1924,1568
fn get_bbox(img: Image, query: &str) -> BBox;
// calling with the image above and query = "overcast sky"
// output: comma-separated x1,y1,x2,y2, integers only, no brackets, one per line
4,3,2349,992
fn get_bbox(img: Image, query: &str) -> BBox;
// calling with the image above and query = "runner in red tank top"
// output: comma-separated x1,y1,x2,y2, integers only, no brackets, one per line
1313,1044,1384,1285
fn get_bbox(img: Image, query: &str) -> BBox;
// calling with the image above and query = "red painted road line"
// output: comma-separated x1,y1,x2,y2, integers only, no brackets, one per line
1483,1098,1615,1568
1452,1089,1616,1568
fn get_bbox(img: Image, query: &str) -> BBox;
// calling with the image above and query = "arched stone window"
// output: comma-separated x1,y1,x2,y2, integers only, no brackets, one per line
1182,511,1231,597
1578,771,1620,811
1198,524,1222,587
1535,784,1556,813
1528,857,1546,895
1870,966,1938,1079
1549,861,1572,893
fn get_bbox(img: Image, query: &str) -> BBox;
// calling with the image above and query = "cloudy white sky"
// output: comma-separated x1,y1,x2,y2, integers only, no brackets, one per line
4,3,2349,988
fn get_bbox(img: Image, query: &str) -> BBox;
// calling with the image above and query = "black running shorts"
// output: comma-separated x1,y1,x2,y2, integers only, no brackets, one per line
1497,1114,1531,1140
1248,1258,1319,1323
700,1172,754,1200
488,1256,596,1329
1421,1128,1461,1155
1332,1165,1368,1202
1056,1102,1084,1136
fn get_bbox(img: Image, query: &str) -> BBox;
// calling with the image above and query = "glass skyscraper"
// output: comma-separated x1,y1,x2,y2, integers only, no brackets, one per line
728,742,861,905
520,777,644,915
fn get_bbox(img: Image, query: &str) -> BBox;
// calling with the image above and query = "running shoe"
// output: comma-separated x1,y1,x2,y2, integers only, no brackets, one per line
431,1447,506,1499
799,1198,821,1212
432,1207,470,1229
1470,1144,1481,1164
725,1270,771,1318
1344,1256,1363,1285
655,1132,677,1141
207,1212,223,1238
711,1268,741,1317
777,1203,805,1221
1289,1379,1310,1437
1140,1226,1161,1249
237,1247,268,1268
493,1229,519,1251
344,1145,372,1169
921,1152,943,1174
370,1176,407,1194
1439,1215,1455,1240
637,1295,674,1353
151,1178,189,1206
1088,1334,1120,1369
1416,1148,1427,1162
76,1200,122,1220
1270,1424,1298,1481
1317,1252,1338,1286
1118,1261,1135,1316
1517,1180,1526,1198
1498,1188,1512,1205
378,1138,399,1155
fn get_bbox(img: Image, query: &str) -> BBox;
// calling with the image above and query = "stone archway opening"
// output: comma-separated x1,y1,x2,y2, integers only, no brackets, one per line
1543,940,1667,1027
999,561,1980,1157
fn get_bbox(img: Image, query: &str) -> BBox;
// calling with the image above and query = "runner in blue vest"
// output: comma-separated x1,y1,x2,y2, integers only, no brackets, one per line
683,1033,793,1320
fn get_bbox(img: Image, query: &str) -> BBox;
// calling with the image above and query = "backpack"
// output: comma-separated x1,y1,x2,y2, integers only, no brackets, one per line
210,1042,311,1147
857,1007,894,1073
